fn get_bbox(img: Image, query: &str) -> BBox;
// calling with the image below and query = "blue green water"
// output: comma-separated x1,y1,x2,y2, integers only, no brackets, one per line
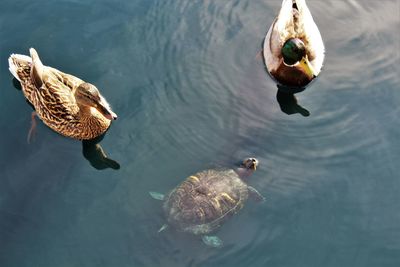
1,0,399,266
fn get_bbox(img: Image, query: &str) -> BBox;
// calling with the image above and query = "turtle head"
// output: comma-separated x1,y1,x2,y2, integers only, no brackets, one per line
241,158,258,171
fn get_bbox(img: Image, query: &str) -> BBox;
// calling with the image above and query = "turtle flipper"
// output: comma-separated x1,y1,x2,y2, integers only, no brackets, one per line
158,224,168,233
149,191,165,201
202,235,223,248
248,186,266,202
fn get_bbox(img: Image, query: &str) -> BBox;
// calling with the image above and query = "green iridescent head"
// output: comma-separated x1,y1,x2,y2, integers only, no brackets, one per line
281,38,306,65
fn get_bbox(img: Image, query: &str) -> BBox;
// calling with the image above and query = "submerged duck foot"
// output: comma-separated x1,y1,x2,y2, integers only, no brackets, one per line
27,111,37,144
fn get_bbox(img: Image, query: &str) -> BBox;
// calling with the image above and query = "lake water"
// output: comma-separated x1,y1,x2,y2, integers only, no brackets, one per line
1,0,399,266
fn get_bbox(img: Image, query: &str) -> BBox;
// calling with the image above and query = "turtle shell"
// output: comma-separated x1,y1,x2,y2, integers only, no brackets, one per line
163,169,249,235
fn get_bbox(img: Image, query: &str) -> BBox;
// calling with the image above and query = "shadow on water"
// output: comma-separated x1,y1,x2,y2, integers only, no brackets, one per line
276,85,310,117
82,134,120,170
11,78,120,171
12,77,22,90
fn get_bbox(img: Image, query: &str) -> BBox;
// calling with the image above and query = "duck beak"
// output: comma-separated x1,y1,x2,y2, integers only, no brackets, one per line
102,108,118,120
97,96,118,120
298,56,316,79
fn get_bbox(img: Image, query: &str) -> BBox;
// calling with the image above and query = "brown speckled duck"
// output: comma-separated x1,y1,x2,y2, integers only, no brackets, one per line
8,48,117,140
263,0,325,89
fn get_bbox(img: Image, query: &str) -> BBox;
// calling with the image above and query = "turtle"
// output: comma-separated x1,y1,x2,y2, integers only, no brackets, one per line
149,157,265,248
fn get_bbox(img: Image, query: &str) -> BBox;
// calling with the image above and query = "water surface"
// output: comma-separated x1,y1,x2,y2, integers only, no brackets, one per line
0,0,399,266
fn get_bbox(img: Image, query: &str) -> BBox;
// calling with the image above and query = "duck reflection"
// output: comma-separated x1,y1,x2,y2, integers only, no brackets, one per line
12,76,22,90
82,134,120,170
11,78,120,170
276,85,310,117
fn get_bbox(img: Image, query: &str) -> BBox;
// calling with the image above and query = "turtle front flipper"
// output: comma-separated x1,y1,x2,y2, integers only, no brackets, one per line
149,191,165,201
248,186,266,202
158,224,168,233
202,235,223,248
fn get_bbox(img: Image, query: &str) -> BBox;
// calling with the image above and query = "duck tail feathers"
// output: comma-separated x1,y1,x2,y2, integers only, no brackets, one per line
8,53,32,82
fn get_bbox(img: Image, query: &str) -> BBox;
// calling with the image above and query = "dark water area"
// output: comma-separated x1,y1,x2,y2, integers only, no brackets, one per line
0,0,399,266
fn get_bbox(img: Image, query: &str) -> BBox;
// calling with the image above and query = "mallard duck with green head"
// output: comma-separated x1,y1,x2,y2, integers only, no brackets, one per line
8,48,117,140
263,0,325,91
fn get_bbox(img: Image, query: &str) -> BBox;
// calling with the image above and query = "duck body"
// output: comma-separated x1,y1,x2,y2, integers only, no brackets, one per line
8,48,117,140
263,0,325,90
